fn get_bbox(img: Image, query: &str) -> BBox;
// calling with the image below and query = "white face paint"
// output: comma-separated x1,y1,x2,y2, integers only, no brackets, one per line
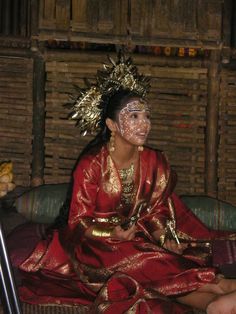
117,98,151,146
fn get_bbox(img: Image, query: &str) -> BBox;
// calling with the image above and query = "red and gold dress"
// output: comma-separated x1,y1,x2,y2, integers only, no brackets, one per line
18,145,229,313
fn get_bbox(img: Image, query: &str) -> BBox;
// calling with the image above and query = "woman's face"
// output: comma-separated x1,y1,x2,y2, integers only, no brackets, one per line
115,98,151,146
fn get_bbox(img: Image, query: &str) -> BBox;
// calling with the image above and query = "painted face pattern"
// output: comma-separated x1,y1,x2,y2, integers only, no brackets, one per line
117,99,151,146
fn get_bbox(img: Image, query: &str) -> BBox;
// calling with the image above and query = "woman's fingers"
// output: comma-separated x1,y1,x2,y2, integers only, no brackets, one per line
126,224,137,240
164,239,185,254
112,224,136,240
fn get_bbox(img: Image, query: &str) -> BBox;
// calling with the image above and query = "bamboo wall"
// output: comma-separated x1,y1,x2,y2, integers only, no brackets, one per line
42,51,208,196
0,56,33,186
218,66,236,205
0,0,236,205
0,51,235,204
1,50,235,204
143,60,207,196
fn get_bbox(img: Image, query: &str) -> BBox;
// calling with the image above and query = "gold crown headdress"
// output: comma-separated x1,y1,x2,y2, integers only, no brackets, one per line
66,51,150,136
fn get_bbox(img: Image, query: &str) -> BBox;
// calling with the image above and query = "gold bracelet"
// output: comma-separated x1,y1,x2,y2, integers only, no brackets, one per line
159,234,166,246
91,226,112,237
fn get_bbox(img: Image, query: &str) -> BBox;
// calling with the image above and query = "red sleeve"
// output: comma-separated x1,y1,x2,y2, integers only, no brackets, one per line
68,155,100,236
138,151,177,235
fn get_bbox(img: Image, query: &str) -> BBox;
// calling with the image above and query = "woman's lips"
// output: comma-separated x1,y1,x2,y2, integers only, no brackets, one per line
136,133,148,140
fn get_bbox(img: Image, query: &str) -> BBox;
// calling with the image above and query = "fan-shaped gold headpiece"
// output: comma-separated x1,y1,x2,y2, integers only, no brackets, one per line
66,51,150,136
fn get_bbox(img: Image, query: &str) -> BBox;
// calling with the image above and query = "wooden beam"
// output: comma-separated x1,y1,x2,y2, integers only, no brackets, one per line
37,30,223,49
31,53,45,186
205,50,221,197
0,47,31,57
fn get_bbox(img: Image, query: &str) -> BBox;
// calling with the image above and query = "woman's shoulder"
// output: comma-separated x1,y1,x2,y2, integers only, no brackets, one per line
143,146,172,177
72,145,107,181
74,144,107,168
143,146,168,161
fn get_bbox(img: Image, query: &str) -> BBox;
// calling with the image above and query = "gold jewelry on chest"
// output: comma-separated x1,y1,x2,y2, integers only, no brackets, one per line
118,163,136,205
118,163,135,181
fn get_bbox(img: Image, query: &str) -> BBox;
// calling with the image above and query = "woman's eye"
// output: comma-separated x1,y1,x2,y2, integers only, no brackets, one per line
131,113,138,119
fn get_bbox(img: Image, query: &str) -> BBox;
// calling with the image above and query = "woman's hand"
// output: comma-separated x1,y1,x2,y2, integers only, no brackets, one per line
152,230,188,255
111,224,137,240
163,239,188,255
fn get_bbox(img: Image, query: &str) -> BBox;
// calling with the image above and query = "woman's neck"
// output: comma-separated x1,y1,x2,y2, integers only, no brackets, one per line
109,145,138,169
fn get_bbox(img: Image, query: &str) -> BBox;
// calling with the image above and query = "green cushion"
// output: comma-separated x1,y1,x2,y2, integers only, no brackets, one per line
14,183,236,230
14,183,69,224
181,195,236,231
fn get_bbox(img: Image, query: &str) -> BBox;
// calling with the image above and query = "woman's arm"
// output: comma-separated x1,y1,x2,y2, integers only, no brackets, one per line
68,154,137,241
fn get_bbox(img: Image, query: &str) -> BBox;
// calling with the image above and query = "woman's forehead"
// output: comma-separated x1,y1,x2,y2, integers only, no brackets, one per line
120,98,150,113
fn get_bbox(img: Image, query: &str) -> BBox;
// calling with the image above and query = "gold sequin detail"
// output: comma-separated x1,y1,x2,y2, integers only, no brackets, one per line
102,155,120,195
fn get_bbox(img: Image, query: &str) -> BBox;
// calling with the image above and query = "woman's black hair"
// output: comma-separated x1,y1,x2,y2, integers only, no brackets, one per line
79,88,142,156
50,88,142,230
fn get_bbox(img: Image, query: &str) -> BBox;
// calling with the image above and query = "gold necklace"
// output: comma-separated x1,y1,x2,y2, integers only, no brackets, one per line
118,163,134,181
118,163,136,205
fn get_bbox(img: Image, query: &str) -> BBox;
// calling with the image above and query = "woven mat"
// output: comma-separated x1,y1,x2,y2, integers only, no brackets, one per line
0,303,206,313
0,303,89,313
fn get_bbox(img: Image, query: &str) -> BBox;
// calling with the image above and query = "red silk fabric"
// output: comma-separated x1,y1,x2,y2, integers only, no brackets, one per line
18,146,232,313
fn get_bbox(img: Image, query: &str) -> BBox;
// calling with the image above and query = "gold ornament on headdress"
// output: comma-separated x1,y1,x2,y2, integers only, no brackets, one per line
66,51,150,136
69,86,102,136
98,53,150,97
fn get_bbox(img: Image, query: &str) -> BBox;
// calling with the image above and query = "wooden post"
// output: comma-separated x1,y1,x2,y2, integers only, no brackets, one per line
2,0,11,35
12,0,20,36
31,53,45,186
232,0,236,48
20,0,28,37
205,50,221,197
31,0,39,33
30,0,40,52
221,0,232,63
222,0,233,47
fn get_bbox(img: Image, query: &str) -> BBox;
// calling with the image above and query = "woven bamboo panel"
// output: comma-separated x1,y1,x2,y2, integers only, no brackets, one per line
0,303,89,314
44,55,100,183
0,56,33,186
137,62,207,196
218,68,236,206
44,51,207,196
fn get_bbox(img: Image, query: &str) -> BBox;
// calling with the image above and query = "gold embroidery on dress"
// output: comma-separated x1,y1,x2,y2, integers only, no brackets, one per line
176,230,196,242
151,217,165,230
102,155,120,195
92,216,121,224
167,197,176,224
159,174,167,190
118,163,136,206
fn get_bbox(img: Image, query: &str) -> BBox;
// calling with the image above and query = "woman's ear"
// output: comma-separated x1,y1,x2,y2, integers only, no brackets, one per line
105,118,117,132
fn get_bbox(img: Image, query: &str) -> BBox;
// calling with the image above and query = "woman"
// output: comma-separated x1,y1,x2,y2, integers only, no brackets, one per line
18,53,236,313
